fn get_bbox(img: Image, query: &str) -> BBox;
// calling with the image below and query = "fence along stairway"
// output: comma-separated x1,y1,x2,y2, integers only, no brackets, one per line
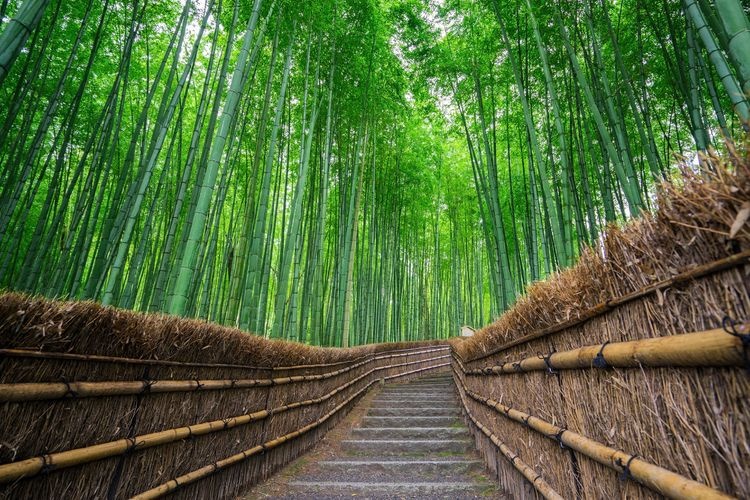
259,374,501,498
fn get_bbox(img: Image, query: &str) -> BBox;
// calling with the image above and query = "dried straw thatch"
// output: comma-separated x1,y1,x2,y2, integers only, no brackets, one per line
0,293,448,499
450,144,750,499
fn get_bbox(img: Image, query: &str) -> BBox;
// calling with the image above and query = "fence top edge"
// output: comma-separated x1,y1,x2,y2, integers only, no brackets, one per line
465,250,750,364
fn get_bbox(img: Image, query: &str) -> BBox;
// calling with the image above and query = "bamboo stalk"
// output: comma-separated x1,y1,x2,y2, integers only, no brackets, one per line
453,372,564,500
453,366,735,500
0,352,451,402
465,326,747,375
469,250,750,362
0,356,449,483
130,362,450,500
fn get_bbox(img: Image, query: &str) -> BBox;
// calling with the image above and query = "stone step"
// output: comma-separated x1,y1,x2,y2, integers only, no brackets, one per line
283,481,494,499
341,439,474,455
281,481,493,499
369,400,458,408
367,406,460,417
375,392,456,397
377,391,455,397
352,427,470,440
298,459,484,481
384,382,453,387
361,416,462,427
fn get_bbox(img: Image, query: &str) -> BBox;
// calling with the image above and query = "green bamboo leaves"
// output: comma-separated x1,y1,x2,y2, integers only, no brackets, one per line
0,0,748,346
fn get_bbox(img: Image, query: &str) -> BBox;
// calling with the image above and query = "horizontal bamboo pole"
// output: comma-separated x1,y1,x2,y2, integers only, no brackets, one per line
0,355,449,483
0,350,451,402
465,326,748,375
0,344,447,373
469,249,750,362
451,369,563,500
273,345,449,370
130,362,450,500
454,367,735,500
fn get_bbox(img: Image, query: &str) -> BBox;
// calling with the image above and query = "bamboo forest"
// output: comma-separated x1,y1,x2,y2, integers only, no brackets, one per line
0,0,748,347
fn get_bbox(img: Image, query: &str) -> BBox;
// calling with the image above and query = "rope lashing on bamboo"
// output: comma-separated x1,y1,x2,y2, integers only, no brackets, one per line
469,249,750,362
129,362,450,500
461,325,748,376
0,355,449,483
722,316,750,371
453,372,735,500
0,344,448,372
0,351,452,402
451,367,563,500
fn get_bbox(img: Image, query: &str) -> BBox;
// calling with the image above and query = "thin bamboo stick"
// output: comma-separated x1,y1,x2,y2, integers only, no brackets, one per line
0,348,271,370
453,367,735,500
0,344,448,372
453,371,564,500
273,345,449,370
465,326,747,375
0,351,451,402
469,250,750,362
0,356,450,483
130,362,450,500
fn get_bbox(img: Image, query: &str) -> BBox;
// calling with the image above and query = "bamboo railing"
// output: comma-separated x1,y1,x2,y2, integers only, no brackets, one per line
0,353,449,484
0,339,450,498
450,319,745,500
0,347,448,402
451,364,564,500
129,363,449,500
463,325,748,375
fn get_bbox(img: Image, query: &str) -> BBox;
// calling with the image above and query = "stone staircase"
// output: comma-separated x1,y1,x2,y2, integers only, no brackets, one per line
254,374,501,499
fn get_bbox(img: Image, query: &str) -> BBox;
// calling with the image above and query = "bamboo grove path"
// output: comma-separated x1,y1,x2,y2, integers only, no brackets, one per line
244,375,501,499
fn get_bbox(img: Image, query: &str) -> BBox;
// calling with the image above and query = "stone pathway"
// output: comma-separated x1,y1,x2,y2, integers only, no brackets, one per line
244,374,502,499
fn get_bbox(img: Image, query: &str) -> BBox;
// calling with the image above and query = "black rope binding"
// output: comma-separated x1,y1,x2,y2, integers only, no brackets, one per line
193,379,204,391
723,316,750,373
124,437,137,454
59,377,78,398
553,428,567,449
592,341,611,369
538,350,558,375
616,455,638,482
40,454,54,474
141,379,155,394
512,362,523,373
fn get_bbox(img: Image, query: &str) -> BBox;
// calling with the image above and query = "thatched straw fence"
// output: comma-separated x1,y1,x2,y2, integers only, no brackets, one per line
450,146,750,499
0,293,449,499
